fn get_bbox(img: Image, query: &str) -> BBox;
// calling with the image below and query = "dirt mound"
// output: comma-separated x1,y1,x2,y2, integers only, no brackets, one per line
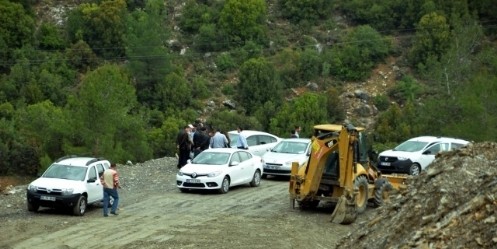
337,142,497,249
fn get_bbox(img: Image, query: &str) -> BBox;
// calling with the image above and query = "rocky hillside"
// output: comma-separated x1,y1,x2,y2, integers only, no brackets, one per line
337,142,497,249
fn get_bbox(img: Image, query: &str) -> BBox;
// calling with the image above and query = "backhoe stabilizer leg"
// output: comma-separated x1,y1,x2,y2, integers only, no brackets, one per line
330,196,357,224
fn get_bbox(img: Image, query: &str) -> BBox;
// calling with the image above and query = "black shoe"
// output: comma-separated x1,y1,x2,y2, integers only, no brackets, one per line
110,212,118,215
104,214,109,217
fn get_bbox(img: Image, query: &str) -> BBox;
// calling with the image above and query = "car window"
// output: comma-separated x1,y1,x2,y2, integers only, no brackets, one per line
394,140,429,152
192,152,230,165
451,143,465,150
88,166,97,181
238,151,252,162
96,164,105,177
42,164,87,181
425,143,444,155
258,135,275,145
231,152,242,164
247,136,258,146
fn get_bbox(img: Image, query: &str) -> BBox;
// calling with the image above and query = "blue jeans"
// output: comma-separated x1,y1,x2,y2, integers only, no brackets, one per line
103,188,119,215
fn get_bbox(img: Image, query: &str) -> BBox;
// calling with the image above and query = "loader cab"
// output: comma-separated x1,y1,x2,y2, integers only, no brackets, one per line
312,124,370,181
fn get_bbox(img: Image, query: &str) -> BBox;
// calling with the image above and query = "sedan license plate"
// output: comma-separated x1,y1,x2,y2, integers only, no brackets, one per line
40,195,56,201
380,162,391,166
186,179,201,183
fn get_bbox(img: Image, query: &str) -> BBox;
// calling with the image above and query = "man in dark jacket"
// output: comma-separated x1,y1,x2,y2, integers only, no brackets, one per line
192,127,210,158
176,125,193,169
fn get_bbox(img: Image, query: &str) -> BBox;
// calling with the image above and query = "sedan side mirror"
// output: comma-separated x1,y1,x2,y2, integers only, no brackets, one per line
230,161,240,166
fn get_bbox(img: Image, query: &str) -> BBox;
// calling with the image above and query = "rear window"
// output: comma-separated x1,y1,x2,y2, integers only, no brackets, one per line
451,143,466,150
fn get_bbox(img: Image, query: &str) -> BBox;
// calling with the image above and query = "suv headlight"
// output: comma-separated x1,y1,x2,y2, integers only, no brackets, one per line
27,184,37,192
207,171,222,177
62,188,74,195
177,171,184,176
397,157,408,161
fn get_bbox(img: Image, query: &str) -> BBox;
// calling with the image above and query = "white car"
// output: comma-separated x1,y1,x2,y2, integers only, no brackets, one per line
227,130,282,157
262,138,311,177
176,148,263,193
26,156,111,216
378,136,470,175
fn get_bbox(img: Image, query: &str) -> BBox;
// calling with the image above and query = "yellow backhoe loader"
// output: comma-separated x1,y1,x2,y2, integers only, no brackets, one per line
289,124,406,224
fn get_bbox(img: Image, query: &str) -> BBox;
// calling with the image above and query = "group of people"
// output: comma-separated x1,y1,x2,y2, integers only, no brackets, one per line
176,123,249,169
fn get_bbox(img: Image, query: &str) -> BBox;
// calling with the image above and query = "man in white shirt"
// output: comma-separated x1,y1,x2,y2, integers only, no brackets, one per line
236,126,248,149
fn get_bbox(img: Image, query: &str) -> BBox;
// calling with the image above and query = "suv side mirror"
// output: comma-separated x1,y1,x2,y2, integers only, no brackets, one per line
87,177,97,183
422,150,432,155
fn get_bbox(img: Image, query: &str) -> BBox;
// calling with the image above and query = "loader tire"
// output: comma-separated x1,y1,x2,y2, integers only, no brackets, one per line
354,175,369,214
372,179,393,207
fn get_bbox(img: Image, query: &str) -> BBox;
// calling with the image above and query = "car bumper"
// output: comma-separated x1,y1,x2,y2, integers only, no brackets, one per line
377,159,413,174
263,164,291,176
176,175,223,190
27,191,81,208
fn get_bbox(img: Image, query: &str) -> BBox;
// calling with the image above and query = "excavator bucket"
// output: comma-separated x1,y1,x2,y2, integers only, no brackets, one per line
330,196,357,224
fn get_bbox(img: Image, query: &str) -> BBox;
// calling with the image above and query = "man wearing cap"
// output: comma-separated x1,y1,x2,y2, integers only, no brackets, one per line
176,125,193,168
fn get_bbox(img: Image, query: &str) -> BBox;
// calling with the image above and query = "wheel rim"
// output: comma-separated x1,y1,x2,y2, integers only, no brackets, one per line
79,198,86,214
222,178,229,192
357,184,367,207
254,171,261,185
410,165,420,175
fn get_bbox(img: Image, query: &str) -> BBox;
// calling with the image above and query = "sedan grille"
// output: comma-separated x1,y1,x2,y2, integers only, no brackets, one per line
183,182,206,188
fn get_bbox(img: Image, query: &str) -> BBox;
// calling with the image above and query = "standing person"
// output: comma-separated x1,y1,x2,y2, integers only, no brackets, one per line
293,125,301,138
290,130,297,138
176,125,193,168
236,126,248,149
210,127,229,148
102,163,120,217
192,127,210,157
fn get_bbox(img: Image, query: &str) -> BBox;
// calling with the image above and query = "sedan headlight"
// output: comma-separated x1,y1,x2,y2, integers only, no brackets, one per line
61,188,74,195
397,157,408,161
207,171,222,177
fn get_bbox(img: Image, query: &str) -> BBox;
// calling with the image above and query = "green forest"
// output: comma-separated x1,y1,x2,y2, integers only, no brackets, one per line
1,0,496,175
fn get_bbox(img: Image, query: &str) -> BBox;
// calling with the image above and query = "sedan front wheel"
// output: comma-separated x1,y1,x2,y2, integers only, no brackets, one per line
219,176,230,194
250,170,261,187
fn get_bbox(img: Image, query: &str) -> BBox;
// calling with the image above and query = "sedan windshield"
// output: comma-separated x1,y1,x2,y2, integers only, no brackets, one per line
393,141,429,152
42,164,87,181
271,141,308,154
228,133,238,147
192,152,231,165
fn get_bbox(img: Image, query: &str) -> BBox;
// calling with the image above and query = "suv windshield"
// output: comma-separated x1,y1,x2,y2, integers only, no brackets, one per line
393,141,429,152
42,164,87,181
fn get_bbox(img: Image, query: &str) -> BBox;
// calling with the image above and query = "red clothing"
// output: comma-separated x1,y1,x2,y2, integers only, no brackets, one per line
102,168,119,189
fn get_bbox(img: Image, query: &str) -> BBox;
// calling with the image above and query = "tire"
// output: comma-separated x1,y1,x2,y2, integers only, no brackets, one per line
73,195,87,216
354,175,369,214
179,188,189,193
261,174,268,179
297,199,320,209
108,196,114,208
409,163,421,176
27,202,39,212
372,179,393,207
250,170,261,187
218,176,230,194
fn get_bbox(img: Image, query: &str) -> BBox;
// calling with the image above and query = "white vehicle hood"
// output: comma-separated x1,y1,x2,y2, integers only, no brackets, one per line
30,177,84,189
263,152,307,164
181,164,226,174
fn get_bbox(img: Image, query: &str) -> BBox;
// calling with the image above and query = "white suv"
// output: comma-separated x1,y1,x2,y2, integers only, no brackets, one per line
377,136,469,175
26,156,110,216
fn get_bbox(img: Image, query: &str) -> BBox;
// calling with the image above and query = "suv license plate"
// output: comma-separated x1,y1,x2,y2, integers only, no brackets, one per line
380,162,391,166
186,179,200,183
40,195,56,201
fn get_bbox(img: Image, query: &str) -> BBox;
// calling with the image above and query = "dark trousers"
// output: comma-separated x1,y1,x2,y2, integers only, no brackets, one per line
103,188,119,215
178,149,190,168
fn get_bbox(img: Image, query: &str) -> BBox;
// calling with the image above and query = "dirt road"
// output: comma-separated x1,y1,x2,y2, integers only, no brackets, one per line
0,158,361,249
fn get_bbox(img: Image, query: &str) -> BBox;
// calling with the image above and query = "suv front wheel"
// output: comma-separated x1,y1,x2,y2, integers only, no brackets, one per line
73,195,87,216
409,163,421,176
27,202,39,212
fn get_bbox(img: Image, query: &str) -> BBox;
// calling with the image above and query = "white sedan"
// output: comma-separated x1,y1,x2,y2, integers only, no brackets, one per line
262,138,311,177
177,148,263,194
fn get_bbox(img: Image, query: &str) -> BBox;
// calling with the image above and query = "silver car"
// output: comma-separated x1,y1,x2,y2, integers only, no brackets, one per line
261,138,311,177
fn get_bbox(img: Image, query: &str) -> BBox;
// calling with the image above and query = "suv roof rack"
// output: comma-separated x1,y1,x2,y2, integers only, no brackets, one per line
85,157,106,166
55,155,78,163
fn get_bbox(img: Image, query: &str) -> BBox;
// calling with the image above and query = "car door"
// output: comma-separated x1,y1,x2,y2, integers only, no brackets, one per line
257,135,278,156
85,165,102,203
418,143,446,169
228,152,245,186
238,151,255,183
246,135,263,156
